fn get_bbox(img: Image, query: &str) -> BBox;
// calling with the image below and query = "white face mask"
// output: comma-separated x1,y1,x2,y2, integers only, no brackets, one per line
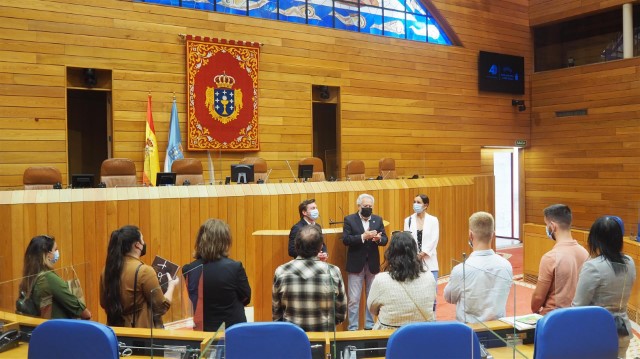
413,203,424,214
309,208,320,220
50,250,60,264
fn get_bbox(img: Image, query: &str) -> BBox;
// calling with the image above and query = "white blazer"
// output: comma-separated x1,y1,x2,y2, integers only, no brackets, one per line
404,213,439,272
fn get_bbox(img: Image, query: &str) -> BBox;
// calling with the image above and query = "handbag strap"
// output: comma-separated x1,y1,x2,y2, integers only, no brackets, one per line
131,263,143,327
398,281,430,321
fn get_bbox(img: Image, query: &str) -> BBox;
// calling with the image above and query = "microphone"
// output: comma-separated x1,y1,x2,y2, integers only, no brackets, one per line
263,168,273,184
285,160,297,183
329,206,345,225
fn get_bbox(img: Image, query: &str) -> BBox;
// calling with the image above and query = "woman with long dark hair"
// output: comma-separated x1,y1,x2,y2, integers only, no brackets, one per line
18,235,91,319
572,216,636,358
367,231,436,329
100,225,178,328
182,219,251,331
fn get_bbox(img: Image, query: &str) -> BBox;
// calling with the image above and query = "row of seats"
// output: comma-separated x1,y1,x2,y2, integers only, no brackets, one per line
27,306,618,359
22,157,398,188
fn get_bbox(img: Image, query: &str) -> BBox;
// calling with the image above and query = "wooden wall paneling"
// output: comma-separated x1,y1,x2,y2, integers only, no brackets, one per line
529,0,629,27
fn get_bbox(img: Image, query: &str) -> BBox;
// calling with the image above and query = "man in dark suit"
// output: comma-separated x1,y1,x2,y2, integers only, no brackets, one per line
288,199,327,260
342,193,388,330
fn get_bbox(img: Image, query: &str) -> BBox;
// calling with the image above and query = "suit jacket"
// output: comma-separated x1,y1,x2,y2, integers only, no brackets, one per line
183,257,251,331
404,213,440,271
342,213,388,273
288,219,327,258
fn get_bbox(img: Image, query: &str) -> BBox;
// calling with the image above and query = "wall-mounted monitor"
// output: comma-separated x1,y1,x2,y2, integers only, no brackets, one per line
156,172,176,186
298,164,314,181
478,51,525,95
231,164,254,184
71,174,95,188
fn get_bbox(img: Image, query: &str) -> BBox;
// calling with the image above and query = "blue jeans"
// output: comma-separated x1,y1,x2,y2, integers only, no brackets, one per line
347,264,375,330
432,270,439,316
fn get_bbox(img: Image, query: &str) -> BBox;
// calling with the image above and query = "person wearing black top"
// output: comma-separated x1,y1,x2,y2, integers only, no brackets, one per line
288,198,328,260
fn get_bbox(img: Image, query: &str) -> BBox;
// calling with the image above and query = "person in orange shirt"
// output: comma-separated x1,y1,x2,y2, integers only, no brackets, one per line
530,204,588,315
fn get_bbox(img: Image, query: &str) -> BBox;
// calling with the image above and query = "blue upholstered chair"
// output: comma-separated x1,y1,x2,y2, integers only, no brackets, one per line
386,322,482,359
225,322,312,359
533,306,618,359
28,319,119,359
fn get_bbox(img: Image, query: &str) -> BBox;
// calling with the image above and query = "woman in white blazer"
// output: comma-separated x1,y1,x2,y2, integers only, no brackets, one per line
404,194,440,313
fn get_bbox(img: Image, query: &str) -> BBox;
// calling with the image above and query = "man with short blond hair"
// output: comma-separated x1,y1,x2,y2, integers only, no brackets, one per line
444,211,513,323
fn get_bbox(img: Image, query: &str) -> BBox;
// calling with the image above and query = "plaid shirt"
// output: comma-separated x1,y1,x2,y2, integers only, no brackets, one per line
272,257,347,332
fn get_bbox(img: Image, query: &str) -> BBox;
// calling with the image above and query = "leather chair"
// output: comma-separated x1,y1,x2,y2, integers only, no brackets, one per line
23,167,62,190
345,160,366,181
386,322,482,359
172,158,205,185
28,319,119,359
378,157,397,179
100,158,137,187
225,322,312,359
533,306,618,359
298,157,325,182
240,157,269,183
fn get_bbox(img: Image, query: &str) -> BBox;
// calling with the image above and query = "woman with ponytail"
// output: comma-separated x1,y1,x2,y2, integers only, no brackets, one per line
100,225,178,328
18,235,91,319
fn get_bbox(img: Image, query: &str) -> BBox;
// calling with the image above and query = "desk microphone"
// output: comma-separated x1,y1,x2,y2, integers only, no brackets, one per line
329,206,345,225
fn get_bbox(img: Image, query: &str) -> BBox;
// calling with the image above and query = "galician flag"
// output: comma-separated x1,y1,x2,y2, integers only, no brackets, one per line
143,95,160,186
164,99,184,172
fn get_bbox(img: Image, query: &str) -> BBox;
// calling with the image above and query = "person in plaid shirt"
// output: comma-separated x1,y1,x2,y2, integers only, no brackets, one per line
272,225,347,331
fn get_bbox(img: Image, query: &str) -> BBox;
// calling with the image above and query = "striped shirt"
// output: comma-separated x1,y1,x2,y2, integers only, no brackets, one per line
272,257,347,332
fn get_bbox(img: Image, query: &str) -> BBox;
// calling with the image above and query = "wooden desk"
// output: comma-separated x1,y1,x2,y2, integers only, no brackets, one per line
488,344,534,358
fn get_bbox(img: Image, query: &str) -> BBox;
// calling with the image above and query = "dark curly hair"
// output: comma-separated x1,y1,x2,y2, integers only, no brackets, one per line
382,231,425,282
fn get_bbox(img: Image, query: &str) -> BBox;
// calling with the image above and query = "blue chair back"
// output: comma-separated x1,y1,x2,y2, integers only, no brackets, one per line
28,319,119,359
386,322,482,359
225,322,312,359
533,306,618,359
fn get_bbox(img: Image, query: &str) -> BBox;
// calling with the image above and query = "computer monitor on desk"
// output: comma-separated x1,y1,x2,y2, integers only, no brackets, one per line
71,174,94,188
156,172,176,186
298,164,313,182
231,164,254,184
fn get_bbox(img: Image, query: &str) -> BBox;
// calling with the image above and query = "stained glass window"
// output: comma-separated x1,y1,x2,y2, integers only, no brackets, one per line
137,0,453,45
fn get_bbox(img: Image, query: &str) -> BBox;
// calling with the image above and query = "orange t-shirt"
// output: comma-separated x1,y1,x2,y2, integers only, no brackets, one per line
537,240,589,315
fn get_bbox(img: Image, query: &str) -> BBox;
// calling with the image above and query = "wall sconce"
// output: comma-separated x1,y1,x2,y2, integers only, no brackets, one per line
512,99,526,112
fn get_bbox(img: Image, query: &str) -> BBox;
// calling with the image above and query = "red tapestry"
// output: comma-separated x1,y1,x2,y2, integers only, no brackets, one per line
186,36,260,151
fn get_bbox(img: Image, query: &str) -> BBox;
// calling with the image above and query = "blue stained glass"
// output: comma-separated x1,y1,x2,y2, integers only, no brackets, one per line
217,0,248,15
334,2,360,31
249,0,278,19
183,0,214,9
307,2,334,27
426,15,449,44
383,10,405,38
135,0,452,45
406,14,426,41
383,0,404,11
279,0,307,23
404,0,425,14
360,6,382,35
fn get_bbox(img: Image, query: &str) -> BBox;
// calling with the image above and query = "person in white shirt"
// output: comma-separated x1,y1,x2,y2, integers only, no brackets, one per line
444,211,513,323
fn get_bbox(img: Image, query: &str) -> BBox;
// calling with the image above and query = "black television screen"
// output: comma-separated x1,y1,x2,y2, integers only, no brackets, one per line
478,51,525,95
156,172,176,186
71,174,94,189
298,164,314,181
231,164,254,184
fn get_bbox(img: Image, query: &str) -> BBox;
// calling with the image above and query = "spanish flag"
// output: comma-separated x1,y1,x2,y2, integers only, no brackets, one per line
143,95,160,186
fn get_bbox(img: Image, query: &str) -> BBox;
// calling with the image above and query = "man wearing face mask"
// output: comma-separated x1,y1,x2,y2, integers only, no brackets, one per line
288,199,328,261
342,193,388,330
443,212,512,323
530,204,588,315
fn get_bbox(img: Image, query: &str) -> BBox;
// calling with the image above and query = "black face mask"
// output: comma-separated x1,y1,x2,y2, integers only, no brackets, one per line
360,207,373,218
140,242,147,257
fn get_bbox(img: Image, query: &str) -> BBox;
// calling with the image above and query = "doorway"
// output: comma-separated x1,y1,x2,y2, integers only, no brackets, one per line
312,85,340,179
67,90,110,186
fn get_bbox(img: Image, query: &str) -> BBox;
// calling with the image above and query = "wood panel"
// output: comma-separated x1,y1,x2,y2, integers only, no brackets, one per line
529,0,630,27
527,58,640,230
523,223,640,323
0,0,530,188
0,175,493,324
